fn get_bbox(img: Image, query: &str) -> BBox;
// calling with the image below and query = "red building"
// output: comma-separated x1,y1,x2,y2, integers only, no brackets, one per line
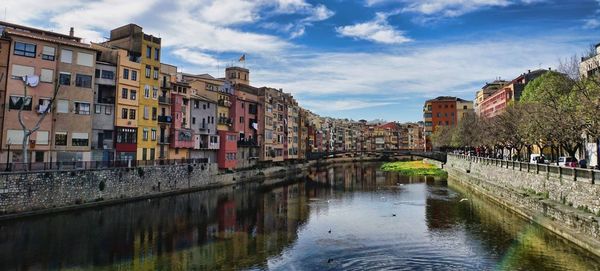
217,130,238,169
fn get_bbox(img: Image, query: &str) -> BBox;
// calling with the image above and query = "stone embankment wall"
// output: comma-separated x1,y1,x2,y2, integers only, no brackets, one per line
446,154,600,257
0,156,382,219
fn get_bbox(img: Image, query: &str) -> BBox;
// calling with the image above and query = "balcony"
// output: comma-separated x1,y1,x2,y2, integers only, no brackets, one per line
158,136,170,145
196,136,220,150
171,129,195,149
238,139,259,147
158,115,172,123
97,97,115,104
198,124,208,131
158,96,171,105
218,99,232,107
218,117,232,126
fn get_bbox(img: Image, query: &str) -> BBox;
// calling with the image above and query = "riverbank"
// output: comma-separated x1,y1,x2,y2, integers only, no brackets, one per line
0,156,382,220
445,155,600,258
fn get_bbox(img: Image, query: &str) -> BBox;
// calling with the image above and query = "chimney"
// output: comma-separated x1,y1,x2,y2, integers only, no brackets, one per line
69,27,74,37
528,69,530,73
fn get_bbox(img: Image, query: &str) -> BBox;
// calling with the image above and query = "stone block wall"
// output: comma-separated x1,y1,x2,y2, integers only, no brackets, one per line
447,155,600,214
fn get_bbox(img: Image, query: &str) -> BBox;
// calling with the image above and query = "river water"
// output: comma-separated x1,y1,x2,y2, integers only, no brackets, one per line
1,162,599,270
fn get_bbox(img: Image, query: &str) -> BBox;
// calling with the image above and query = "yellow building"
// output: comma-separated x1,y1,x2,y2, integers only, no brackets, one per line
107,24,161,161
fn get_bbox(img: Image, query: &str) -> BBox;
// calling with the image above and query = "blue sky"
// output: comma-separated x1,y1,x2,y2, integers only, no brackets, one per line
2,0,599,122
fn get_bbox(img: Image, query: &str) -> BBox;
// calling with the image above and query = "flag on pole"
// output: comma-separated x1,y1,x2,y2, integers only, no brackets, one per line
239,54,246,62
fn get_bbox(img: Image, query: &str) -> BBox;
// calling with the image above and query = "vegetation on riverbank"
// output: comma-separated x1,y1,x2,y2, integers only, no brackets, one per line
380,161,447,177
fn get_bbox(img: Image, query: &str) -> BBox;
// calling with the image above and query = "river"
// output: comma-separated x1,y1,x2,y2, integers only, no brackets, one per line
1,162,599,270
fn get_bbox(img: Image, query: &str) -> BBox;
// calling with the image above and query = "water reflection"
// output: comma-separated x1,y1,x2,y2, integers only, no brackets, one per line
0,162,598,270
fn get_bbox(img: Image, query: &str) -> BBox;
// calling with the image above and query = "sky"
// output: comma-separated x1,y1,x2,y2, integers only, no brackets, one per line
1,0,599,122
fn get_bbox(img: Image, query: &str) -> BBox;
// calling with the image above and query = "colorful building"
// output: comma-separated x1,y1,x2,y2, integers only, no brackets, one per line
106,24,161,161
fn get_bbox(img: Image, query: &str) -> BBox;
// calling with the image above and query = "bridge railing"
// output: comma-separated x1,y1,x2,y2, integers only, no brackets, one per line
450,154,600,183
306,150,447,162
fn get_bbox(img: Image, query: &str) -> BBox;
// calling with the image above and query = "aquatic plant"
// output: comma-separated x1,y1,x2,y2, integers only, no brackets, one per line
380,161,447,177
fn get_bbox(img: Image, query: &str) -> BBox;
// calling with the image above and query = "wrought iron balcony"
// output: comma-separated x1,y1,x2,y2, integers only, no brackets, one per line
158,115,172,123
158,96,171,105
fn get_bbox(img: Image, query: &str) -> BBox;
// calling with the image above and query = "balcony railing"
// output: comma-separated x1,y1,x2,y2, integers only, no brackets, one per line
0,158,210,172
158,136,170,145
158,96,171,105
238,139,259,147
97,97,115,104
218,117,232,126
218,99,232,107
158,115,172,123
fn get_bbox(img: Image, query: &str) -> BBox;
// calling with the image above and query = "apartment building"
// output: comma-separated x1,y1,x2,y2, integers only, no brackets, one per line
106,24,161,161
231,83,262,168
189,91,218,162
92,61,116,161
158,63,175,159
169,80,194,159
478,69,547,119
0,22,96,163
259,87,286,162
580,43,600,78
474,80,508,116
285,93,299,160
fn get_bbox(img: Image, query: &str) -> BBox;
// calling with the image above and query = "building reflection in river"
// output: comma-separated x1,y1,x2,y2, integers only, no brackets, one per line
1,162,599,270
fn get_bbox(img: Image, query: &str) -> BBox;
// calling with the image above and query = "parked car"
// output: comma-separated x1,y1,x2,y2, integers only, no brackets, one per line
558,157,578,167
530,154,545,164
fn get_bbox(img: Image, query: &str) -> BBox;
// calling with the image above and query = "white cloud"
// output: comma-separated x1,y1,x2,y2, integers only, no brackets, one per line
301,99,398,111
336,13,411,44
200,0,260,26
172,48,219,67
584,19,600,29
249,36,581,103
365,0,545,17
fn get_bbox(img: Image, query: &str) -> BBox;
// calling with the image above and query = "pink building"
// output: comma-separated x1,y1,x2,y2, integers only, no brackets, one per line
170,92,194,149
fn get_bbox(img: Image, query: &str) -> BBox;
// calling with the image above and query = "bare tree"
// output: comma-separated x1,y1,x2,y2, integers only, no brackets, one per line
17,76,60,168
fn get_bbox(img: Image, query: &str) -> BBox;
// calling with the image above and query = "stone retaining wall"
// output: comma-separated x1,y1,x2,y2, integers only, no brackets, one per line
447,154,600,257
0,156,383,219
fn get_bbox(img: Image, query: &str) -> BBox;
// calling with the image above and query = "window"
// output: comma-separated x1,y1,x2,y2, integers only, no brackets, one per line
129,109,136,120
95,69,100,78
116,128,137,144
76,52,94,67
74,102,90,115
40,69,54,83
121,88,128,99
75,74,92,88
154,48,160,60
35,131,49,145
152,107,157,120
146,46,152,58
11,64,34,78
151,129,157,141
55,132,67,146
9,96,32,110
240,116,244,124
121,108,128,119
142,148,147,160
57,100,69,113
14,42,36,58
153,67,159,79
131,70,137,81
59,72,71,85
144,106,149,119
192,117,196,125
38,98,51,113
145,65,151,78
105,105,112,115
95,105,102,114
152,87,158,99
101,70,114,79
72,132,89,146
60,49,72,63
130,89,137,100
144,85,150,98
123,68,129,79
142,129,148,141
42,46,55,61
